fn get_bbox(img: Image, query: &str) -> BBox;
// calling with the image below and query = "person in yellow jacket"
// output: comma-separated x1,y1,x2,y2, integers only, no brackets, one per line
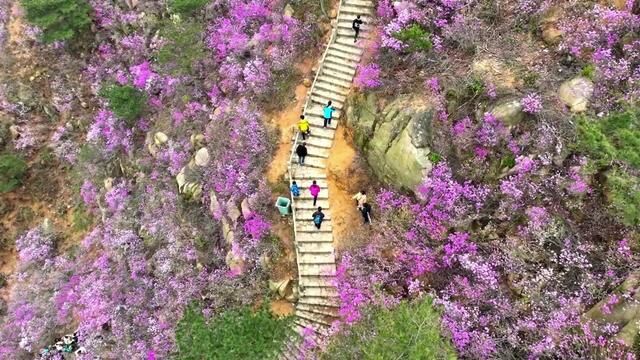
298,115,310,140
353,190,367,209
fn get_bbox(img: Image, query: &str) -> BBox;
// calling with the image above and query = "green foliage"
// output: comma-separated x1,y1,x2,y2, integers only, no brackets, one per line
522,71,539,87
20,0,92,43
323,298,457,360
0,153,28,193
581,63,596,80
175,304,293,359
606,168,640,227
500,154,516,169
72,205,93,232
157,19,206,75
428,152,443,164
465,78,485,97
99,85,146,125
169,0,209,15
393,23,433,52
576,110,640,168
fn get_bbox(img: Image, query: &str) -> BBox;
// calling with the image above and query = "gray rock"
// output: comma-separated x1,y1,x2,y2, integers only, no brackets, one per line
209,190,221,216
490,98,524,126
558,77,593,113
346,93,436,191
241,198,252,218
226,199,241,225
195,147,210,167
284,4,294,17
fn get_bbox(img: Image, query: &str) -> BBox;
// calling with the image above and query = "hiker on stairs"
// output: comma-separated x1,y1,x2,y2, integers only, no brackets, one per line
352,15,363,43
298,115,310,140
312,207,325,229
353,190,367,209
323,101,334,128
296,142,308,165
310,180,321,206
291,181,300,197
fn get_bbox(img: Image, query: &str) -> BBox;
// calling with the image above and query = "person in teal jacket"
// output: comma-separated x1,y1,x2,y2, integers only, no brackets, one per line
323,101,334,128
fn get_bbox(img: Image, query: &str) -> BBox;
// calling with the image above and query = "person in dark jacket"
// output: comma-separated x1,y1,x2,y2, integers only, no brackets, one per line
352,15,363,42
312,206,325,229
360,202,372,224
296,142,308,165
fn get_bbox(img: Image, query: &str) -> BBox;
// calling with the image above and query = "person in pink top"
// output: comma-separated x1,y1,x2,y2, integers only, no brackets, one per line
309,180,321,206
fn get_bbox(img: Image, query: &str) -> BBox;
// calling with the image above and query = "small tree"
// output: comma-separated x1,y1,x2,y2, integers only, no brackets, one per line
175,304,293,359
169,0,209,15
0,154,28,193
323,298,457,360
99,85,146,125
20,0,92,43
393,23,433,52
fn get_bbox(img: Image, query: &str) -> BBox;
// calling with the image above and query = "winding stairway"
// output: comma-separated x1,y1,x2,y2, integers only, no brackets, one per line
281,0,373,358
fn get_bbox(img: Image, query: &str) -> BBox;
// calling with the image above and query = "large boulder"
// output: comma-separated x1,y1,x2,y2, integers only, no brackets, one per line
195,147,210,166
539,6,564,45
490,98,524,126
471,57,518,91
558,77,593,113
346,93,436,191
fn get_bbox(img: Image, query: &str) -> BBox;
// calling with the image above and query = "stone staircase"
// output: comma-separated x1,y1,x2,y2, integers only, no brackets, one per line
280,0,373,358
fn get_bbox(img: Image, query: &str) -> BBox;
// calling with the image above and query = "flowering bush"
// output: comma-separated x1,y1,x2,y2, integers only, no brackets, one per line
354,63,382,89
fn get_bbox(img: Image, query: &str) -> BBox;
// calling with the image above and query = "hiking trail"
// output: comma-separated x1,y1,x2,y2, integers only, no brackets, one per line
280,1,373,357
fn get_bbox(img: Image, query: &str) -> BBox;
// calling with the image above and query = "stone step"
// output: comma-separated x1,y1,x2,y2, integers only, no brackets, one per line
299,286,339,298
296,303,340,318
289,167,326,180
324,53,359,69
296,222,333,233
299,296,340,307
296,209,331,221
343,0,375,8
338,14,371,24
294,318,330,335
291,156,326,169
297,241,335,253
306,106,341,125
330,43,364,57
315,80,352,96
337,27,371,39
336,36,366,48
311,95,344,110
298,252,336,264
305,144,330,158
327,46,362,63
323,55,358,72
296,309,334,327
312,88,347,104
295,199,330,210
304,135,334,149
295,230,334,242
300,125,336,139
315,73,353,90
297,188,329,199
320,66,356,83
340,5,373,15
300,275,336,288
298,263,337,276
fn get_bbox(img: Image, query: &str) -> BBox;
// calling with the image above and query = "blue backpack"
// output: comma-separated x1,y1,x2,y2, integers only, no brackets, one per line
291,184,300,197
314,213,322,225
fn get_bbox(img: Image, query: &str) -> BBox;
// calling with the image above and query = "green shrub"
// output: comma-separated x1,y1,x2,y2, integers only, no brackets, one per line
99,85,145,125
576,110,640,168
581,64,596,80
20,0,92,43
157,20,205,75
428,152,443,164
323,298,457,360
72,205,93,232
169,0,209,15
175,304,293,359
0,153,28,193
606,168,640,227
393,23,432,52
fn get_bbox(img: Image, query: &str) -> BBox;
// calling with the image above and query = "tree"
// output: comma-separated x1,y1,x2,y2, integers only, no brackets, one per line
0,153,27,193
323,298,457,360
99,85,146,125
20,0,92,43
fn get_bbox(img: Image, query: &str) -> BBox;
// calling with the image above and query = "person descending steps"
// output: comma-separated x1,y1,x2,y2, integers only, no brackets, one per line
309,180,321,206
290,181,300,197
296,142,308,165
361,202,372,224
352,15,363,43
323,101,334,128
298,115,310,140
312,206,325,230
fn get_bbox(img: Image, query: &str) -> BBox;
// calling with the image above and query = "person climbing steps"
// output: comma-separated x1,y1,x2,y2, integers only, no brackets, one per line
298,114,310,140
353,190,367,210
323,101,334,128
291,181,300,197
312,206,325,230
296,142,307,165
309,180,321,206
352,15,363,43
360,202,372,224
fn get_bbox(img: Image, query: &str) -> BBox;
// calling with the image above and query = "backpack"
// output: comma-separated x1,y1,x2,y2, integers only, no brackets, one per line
291,185,300,197
314,213,322,225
